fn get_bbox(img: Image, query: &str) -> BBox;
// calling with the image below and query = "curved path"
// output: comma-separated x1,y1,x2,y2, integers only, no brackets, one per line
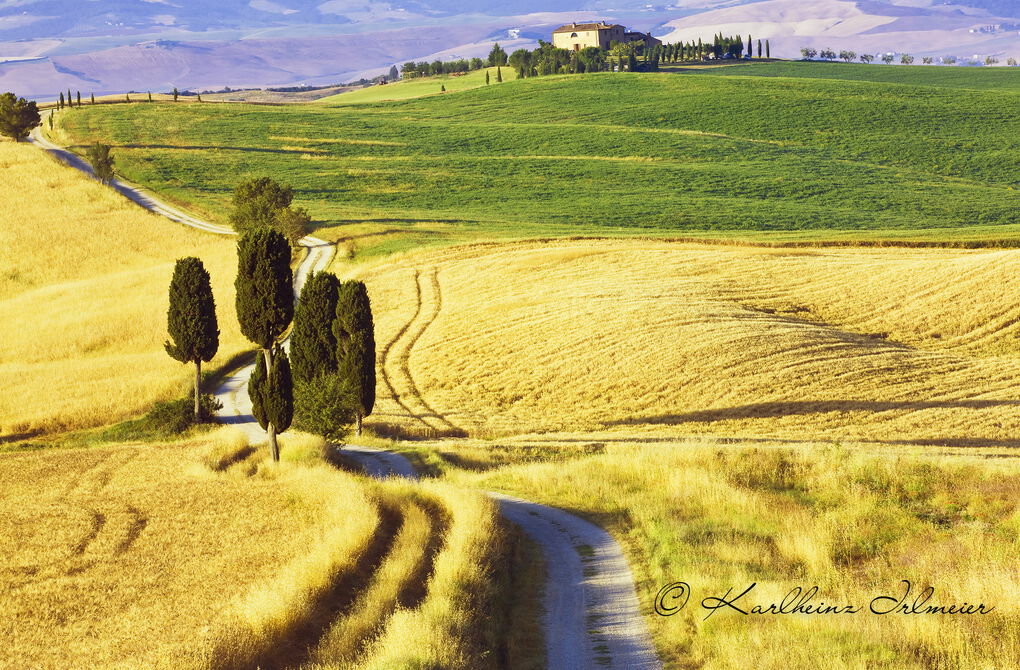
341,445,662,670
29,114,334,445
30,117,661,670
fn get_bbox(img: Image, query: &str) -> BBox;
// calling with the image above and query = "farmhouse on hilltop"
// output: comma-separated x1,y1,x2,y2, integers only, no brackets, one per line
552,21,662,51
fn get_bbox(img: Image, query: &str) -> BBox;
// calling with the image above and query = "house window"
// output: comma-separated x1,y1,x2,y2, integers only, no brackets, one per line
570,32,578,37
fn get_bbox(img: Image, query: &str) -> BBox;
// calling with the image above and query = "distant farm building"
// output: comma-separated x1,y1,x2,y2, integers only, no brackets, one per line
552,22,661,51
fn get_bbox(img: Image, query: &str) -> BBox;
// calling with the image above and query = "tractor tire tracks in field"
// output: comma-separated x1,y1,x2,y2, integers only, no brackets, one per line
30,117,662,670
378,268,465,437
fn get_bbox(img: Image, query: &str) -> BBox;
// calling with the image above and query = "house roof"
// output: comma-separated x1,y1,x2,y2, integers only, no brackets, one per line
552,22,617,34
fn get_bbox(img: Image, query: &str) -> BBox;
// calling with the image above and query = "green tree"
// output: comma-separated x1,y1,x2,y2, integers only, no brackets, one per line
90,93,95,104
76,91,81,107
173,87,179,102
508,48,530,78
496,66,503,82
58,91,64,109
486,71,490,85
229,177,295,234
197,93,202,102
148,91,152,102
627,51,638,72
441,84,446,92
85,143,115,184
164,257,220,421
488,42,508,66
235,228,294,460
901,53,914,65
276,205,311,246
757,39,762,58
291,272,340,384
388,65,399,80
250,346,293,457
334,281,375,436
0,92,40,141
766,40,770,59
48,113,52,131
293,372,355,441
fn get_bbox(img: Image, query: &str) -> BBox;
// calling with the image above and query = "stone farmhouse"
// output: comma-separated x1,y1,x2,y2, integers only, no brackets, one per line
551,22,662,52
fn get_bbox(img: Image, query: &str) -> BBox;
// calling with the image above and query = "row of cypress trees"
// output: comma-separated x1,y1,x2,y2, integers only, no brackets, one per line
164,227,375,461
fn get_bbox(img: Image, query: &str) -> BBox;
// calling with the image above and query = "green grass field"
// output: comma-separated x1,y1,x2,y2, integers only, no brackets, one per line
666,60,1020,91
318,66,520,105
55,67,1020,255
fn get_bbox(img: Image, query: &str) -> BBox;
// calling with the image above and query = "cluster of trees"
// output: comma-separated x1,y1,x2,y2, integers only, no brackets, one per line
802,48,1017,66
229,177,311,245
401,56,490,78
397,34,773,83
165,210,376,460
56,90,87,109
0,91,40,141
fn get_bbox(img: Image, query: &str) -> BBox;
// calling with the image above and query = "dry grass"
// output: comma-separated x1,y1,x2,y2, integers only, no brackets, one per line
415,438,1020,670
0,428,377,669
350,239,1020,447
0,139,246,437
0,427,532,670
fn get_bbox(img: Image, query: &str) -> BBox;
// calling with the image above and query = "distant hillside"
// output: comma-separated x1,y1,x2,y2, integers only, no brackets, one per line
1,0,1018,100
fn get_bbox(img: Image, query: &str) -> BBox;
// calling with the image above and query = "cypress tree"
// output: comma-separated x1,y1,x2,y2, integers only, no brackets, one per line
486,71,490,85
496,66,502,82
48,114,53,131
58,92,64,109
148,91,152,102
250,346,293,446
748,35,752,57
173,87,179,102
90,93,95,104
334,281,375,436
291,271,340,383
766,40,771,58
164,257,220,421
67,89,72,107
758,39,762,58
440,84,446,93
627,51,638,72
76,91,81,107
235,228,294,460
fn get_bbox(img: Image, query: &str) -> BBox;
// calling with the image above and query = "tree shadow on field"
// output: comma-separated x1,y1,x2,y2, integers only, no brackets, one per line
78,143,318,156
609,399,1020,426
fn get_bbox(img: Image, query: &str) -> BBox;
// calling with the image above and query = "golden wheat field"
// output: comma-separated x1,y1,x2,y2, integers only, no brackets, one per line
419,439,1020,670
0,140,246,437
349,239,1020,446
0,429,520,669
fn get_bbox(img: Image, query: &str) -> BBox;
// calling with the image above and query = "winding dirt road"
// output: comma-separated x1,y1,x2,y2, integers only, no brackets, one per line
29,114,334,443
341,445,662,670
29,118,662,670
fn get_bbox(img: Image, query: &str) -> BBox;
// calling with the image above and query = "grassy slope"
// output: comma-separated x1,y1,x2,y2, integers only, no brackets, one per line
0,139,247,437
56,68,1020,256
1,428,536,670
666,60,1020,91
353,239,1020,445
318,66,520,105
408,440,1020,670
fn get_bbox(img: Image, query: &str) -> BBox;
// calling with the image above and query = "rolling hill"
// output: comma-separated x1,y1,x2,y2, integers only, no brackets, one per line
55,68,1020,252
2,0,1018,100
